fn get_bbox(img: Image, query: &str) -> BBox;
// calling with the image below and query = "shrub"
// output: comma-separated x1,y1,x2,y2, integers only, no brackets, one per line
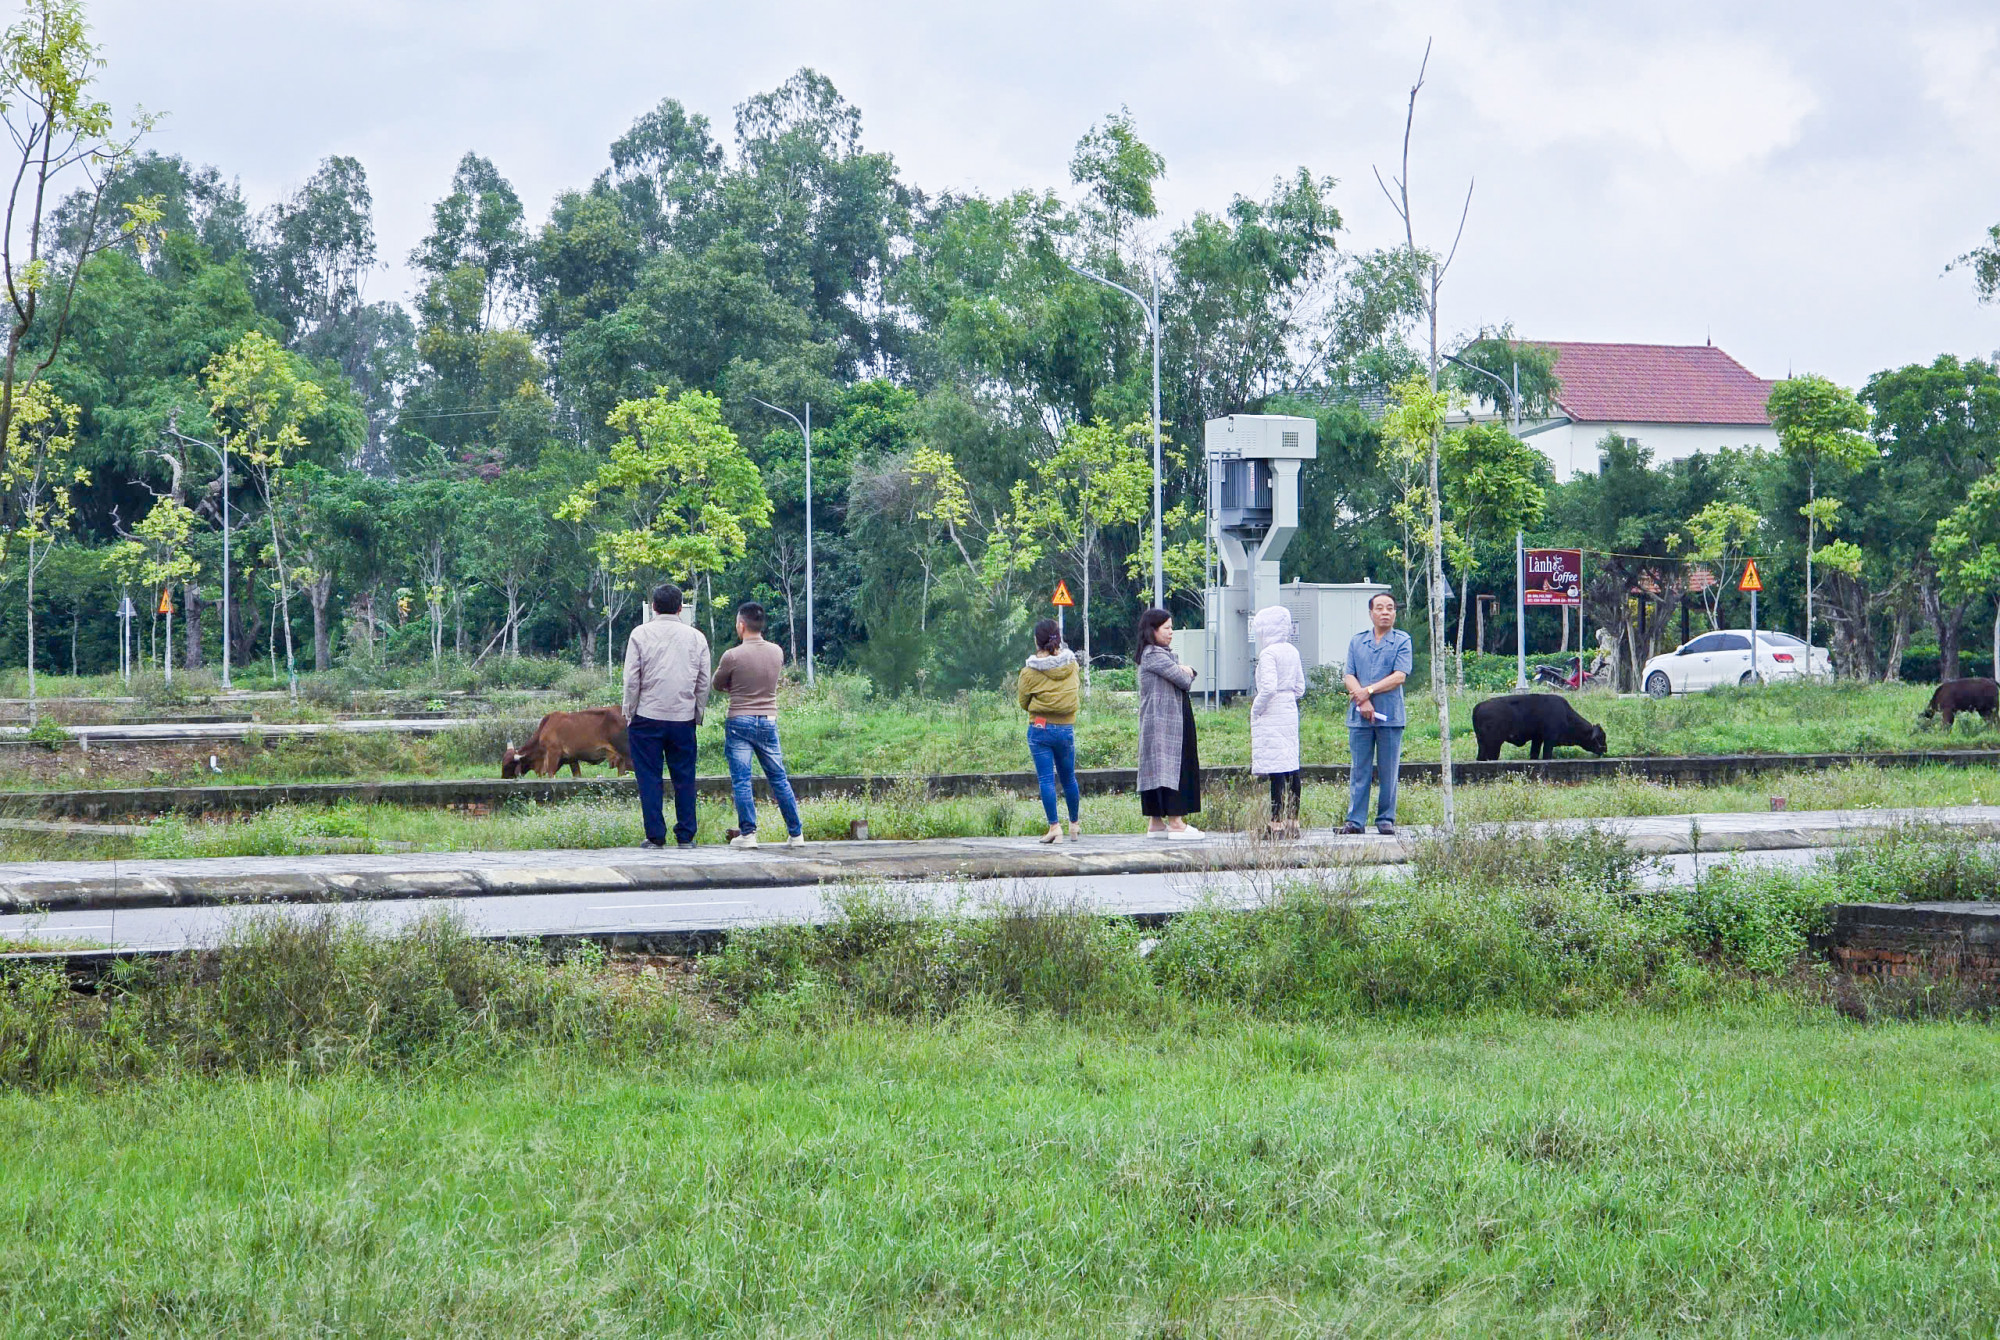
23,717,72,746
704,885,1149,1022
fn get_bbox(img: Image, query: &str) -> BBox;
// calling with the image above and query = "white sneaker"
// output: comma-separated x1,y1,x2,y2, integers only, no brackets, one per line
786,834,806,847
729,833,759,849
1166,825,1205,841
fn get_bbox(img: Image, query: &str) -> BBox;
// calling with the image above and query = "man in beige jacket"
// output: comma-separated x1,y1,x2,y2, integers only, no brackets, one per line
623,583,710,849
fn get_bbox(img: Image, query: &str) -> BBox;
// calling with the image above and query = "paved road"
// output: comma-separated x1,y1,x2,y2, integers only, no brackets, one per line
0,846,1840,954
2,803,1984,954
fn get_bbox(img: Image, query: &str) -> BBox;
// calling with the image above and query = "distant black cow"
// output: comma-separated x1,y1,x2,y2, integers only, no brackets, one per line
1922,677,2000,730
1473,693,1609,762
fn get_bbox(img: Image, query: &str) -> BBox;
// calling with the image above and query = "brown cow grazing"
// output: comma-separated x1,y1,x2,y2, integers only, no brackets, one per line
1922,677,2000,731
501,707,634,778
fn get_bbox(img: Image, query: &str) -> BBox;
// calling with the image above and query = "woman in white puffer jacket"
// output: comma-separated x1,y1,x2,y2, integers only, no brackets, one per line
1251,605,1306,837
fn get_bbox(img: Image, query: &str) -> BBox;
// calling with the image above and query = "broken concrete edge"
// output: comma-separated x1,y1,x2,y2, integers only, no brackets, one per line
7,815,1990,916
1823,900,2000,983
9,749,2000,821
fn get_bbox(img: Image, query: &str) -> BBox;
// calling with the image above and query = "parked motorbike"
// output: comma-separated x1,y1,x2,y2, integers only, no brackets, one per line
1532,657,1612,691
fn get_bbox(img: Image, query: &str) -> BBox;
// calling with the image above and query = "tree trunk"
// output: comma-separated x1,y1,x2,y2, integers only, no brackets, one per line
182,582,205,670
1938,605,1965,683
1453,571,1468,691
1804,473,1815,656
1883,603,1910,683
265,508,298,699
233,581,263,671
24,542,37,726
1081,539,1092,691
309,571,334,672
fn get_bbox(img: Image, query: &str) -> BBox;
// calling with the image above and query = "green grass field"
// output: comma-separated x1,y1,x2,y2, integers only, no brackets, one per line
1,1011,1993,1337
3,824,1997,1335
5,675,1995,796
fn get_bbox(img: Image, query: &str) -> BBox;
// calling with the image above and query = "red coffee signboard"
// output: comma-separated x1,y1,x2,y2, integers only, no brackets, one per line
1522,548,1582,606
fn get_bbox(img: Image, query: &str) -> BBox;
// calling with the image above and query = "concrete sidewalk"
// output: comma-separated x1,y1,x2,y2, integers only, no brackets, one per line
2,804,1993,915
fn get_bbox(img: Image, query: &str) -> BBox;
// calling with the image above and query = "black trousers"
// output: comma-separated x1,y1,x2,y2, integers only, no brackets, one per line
1268,771,1301,822
1141,694,1202,818
628,714,699,845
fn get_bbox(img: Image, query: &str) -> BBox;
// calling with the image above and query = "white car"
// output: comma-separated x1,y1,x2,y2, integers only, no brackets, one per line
1641,629,1831,698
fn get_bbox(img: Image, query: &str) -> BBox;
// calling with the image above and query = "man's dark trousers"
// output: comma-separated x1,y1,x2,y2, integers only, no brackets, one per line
627,714,699,846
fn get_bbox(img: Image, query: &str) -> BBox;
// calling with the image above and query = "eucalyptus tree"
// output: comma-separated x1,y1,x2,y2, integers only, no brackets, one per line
0,0,155,455
1862,355,2000,679
556,388,772,639
0,382,84,718
203,330,342,697
1769,375,1873,663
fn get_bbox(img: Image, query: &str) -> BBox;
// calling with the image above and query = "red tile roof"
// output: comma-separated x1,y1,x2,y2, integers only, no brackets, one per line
1528,341,1773,425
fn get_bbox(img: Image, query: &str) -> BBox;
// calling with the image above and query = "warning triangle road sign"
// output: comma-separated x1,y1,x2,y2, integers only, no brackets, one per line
1050,579,1075,607
157,586,174,615
1738,560,1763,593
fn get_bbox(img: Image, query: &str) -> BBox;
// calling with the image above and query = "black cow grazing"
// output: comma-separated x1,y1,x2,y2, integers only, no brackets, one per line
1473,693,1609,762
1922,677,2000,730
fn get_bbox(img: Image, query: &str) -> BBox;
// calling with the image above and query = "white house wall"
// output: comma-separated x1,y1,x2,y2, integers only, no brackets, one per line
1526,421,1779,483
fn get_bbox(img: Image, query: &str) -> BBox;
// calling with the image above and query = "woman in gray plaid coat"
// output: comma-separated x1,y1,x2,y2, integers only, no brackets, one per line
1134,608,1203,838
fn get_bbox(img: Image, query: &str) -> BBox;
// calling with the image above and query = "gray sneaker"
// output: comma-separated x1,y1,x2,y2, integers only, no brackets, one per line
1376,820,1397,836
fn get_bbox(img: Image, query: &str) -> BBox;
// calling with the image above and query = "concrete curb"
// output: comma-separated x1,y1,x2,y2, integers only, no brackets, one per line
7,810,1996,915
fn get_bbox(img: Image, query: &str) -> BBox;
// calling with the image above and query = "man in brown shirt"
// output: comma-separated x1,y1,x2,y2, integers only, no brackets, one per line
713,601,803,848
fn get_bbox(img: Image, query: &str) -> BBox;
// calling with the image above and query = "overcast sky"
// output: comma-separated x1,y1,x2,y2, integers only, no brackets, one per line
88,0,2000,388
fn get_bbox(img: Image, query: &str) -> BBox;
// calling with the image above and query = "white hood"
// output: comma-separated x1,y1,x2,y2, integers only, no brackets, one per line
1025,647,1076,672
1252,605,1295,650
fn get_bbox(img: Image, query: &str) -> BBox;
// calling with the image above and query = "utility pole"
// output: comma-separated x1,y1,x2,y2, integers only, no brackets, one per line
749,398,816,686
1068,261,1164,610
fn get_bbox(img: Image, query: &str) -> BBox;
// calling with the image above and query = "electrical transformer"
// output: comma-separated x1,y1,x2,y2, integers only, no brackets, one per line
1171,413,1388,697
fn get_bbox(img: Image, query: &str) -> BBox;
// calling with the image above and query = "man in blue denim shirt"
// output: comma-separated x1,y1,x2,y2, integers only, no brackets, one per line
712,602,804,849
1343,592,1413,835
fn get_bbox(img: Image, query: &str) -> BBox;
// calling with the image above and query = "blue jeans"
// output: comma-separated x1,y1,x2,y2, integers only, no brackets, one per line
628,715,699,846
1027,722,1079,824
724,715,802,837
1347,724,1404,826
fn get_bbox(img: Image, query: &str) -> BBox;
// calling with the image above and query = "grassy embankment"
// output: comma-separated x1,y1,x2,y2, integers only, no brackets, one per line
4,675,1995,796
1,827,1996,1334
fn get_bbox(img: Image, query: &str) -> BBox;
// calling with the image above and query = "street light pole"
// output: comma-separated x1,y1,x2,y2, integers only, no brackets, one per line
163,422,231,691
749,397,815,687
1069,260,1164,610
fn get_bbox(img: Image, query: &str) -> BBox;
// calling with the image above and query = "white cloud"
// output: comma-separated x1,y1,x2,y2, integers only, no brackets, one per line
74,0,2000,387
1914,19,2000,139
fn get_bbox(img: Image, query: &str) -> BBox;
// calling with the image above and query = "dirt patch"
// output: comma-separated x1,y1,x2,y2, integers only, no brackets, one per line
605,951,735,1025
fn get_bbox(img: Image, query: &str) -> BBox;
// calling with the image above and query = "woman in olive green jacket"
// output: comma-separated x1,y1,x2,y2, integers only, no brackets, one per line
1018,618,1081,843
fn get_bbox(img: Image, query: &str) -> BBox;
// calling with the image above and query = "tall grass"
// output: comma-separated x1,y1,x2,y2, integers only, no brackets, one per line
0,910,687,1089
710,824,2000,1026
